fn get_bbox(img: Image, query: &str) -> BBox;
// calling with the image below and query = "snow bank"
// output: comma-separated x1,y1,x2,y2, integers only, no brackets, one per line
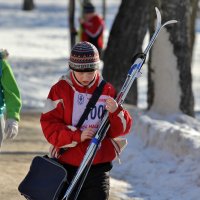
133,108,200,158
110,106,200,199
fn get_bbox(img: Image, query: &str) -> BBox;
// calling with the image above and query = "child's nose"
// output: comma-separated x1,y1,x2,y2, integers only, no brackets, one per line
82,73,89,80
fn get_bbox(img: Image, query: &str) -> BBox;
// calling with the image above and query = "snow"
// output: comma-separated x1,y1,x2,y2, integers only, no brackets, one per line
150,28,181,115
113,108,200,199
192,32,200,112
1,1,200,199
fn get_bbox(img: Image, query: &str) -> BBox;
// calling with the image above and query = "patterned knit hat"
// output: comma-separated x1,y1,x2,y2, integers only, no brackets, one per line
83,2,95,13
69,41,100,72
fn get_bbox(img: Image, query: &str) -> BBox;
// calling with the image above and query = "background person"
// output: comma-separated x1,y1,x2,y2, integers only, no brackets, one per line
79,2,104,57
0,49,22,148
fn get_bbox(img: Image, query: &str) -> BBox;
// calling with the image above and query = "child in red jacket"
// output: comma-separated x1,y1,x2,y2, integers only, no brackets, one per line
40,42,132,200
79,2,104,57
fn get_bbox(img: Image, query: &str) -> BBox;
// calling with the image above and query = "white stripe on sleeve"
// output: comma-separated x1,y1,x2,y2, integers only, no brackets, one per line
117,111,126,132
42,98,63,114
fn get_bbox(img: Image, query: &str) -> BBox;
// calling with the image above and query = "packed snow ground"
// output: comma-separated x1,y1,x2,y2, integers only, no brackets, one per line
1,1,200,199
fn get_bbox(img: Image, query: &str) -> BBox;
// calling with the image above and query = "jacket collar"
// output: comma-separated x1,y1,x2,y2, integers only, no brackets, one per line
70,70,101,93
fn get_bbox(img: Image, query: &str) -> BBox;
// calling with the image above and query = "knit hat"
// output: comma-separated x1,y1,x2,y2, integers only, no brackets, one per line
69,41,100,72
83,2,95,14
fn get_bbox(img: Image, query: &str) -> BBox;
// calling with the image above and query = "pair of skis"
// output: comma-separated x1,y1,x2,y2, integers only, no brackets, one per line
62,7,177,200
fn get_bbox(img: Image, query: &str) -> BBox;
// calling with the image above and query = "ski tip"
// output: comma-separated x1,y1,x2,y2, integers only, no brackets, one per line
171,20,178,24
162,20,178,27
155,7,160,16
154,7,178,25
155,7,161,28
154,7,178,27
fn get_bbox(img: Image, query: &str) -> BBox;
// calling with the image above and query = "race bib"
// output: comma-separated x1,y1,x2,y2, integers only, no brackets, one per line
72,91,108,131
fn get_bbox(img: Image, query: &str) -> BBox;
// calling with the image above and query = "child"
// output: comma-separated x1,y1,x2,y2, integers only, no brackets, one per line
40,42,132,200
0,49,22,148
79,2,104,57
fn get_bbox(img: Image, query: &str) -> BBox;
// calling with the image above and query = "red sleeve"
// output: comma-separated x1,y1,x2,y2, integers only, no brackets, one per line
40,83,82,148
104,83,133,138
108,105,132,138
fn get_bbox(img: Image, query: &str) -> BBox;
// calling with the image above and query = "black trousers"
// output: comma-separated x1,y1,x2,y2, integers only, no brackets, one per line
63,162,112,200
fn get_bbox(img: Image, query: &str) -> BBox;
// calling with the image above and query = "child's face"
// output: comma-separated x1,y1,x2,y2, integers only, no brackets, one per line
84,13,94,21
74,71,97,86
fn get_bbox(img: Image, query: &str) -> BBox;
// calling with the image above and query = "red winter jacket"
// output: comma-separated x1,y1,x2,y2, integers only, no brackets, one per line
81,14,104,50
40,71,132,166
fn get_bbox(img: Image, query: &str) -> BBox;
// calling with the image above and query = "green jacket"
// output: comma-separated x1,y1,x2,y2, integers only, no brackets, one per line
0,57,22,121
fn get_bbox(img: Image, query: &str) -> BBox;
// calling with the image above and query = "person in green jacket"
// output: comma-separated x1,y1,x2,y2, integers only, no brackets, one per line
0,49,22,148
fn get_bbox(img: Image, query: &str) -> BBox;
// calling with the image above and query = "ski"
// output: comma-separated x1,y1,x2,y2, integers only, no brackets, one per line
62,7,177,200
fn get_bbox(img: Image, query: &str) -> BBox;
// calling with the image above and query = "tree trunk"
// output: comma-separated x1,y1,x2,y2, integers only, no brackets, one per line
69,0,76,49
148,0,197,116
102,0,106,20
190,0,199,52
102,0,151,105
22,0,35,11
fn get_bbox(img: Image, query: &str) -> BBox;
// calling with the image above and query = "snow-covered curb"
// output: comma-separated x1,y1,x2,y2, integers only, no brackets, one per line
110,178,133,200
131,107,200,158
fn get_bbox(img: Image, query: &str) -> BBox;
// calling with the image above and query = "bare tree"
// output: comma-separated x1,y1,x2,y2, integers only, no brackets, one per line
69,0,76,49
102,0,106,20
102,0,151,105
190,0,199,52
22,0,35,11
148,0,198,116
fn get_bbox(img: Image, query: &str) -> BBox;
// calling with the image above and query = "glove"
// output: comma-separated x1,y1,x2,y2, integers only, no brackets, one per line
4,119,18,139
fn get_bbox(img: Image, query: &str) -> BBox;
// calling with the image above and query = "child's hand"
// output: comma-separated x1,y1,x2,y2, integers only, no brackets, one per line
81,128,95,142
105,97,118,113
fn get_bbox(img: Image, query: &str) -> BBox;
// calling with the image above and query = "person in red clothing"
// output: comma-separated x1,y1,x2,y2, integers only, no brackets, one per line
79,2,104,57
40,42,132,200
